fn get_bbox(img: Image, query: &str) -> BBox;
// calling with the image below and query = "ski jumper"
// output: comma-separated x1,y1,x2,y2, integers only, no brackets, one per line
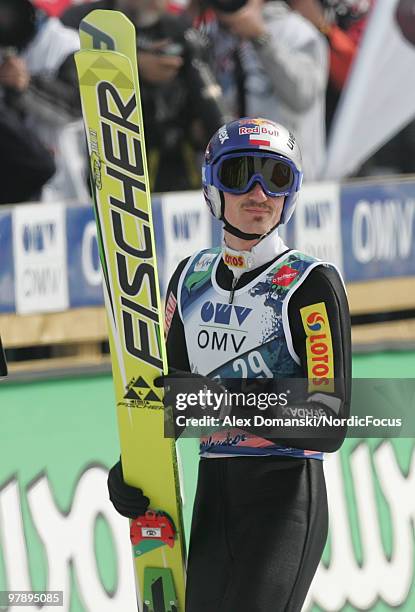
165,232,351,611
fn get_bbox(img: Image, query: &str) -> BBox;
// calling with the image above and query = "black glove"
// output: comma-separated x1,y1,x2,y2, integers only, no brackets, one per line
154,368,228,438
107,460,150,519
154,368,227,413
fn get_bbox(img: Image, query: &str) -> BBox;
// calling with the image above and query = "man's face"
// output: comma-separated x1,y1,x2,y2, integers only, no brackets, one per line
223,184,285,236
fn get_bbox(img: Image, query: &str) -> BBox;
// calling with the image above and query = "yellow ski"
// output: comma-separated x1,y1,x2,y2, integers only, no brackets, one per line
75,11,186,611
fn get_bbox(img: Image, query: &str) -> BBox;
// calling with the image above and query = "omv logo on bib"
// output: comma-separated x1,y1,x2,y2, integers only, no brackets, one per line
200,301,252,327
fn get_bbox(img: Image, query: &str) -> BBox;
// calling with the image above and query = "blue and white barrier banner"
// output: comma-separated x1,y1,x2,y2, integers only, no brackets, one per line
66,207,102,309
340,181,415,282
294,182,343,270
0,179,415,315
159,191,211,295
0,194,216,314
12,204,69,315
0,210,14,314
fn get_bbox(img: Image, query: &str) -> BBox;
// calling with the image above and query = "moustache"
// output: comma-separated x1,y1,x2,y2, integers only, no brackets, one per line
241,203,271,211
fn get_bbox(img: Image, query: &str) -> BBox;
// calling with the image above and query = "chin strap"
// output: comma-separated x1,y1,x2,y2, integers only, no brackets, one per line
222,218,263,240
223,216,280,241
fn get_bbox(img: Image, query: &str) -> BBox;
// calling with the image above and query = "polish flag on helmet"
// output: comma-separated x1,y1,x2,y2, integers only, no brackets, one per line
249,134,271,147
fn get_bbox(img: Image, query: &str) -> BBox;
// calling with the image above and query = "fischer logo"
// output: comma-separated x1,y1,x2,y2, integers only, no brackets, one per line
271,265,298,287
301,302,334,392
97,81,163,370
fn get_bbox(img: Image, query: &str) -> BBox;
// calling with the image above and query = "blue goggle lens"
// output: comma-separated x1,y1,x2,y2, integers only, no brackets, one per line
218,155,294,194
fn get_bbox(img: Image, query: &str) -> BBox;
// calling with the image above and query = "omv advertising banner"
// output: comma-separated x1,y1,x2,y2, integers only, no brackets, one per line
341,181,415,282
12,204,69,315
66,207,102,308
294,182,343,272
0,211,14,313
1,179,415,314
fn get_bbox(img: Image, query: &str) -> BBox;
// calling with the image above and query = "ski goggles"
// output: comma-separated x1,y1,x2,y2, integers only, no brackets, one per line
203,152,302,197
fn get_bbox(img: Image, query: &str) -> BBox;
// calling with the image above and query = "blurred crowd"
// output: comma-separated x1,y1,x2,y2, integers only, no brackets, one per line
0,0,414,205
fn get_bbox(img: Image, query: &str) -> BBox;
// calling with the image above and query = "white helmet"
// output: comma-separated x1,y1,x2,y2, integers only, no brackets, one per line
202,118,303,231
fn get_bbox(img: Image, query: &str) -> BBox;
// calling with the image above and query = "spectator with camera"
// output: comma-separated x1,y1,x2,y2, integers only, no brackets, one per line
0,0,86,203
62,0,228,192
191,0,329,181
0,0,55,204
0,95,56,205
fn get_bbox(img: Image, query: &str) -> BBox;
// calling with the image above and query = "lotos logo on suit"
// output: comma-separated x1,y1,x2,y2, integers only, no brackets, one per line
306,311,325,332
301,302,334,392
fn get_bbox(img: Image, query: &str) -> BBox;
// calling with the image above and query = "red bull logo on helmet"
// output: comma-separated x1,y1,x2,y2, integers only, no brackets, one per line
239,124,279,138
239,126,260,135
